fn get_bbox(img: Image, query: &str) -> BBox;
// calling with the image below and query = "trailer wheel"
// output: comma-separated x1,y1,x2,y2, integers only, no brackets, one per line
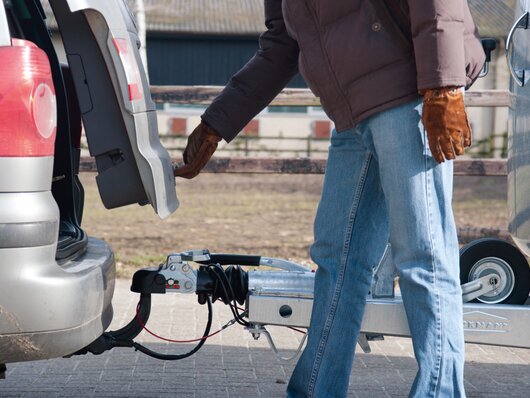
460,238,530,304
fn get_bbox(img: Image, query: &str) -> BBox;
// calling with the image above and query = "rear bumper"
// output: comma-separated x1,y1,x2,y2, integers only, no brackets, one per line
0,237,115,363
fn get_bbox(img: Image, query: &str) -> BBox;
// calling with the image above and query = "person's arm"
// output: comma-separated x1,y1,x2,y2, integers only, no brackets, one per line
407,0,468,91
408,0,480,163
201,0,300,142
175,0,299,179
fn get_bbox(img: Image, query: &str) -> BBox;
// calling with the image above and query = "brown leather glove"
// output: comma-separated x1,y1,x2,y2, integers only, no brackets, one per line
421,87,472,163
174,121,222,179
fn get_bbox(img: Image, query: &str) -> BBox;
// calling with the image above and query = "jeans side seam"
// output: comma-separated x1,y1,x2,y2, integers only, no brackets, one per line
307,153,373,397
424,156,443,398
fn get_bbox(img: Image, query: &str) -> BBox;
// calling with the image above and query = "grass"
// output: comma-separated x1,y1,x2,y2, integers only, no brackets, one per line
79,173,508,278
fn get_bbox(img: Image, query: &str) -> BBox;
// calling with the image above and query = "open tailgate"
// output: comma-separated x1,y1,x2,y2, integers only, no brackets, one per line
49,0,178,219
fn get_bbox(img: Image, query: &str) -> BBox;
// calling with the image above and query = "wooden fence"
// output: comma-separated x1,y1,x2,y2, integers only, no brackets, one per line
148,86,512,108
79,86,512,242
80,86,510,177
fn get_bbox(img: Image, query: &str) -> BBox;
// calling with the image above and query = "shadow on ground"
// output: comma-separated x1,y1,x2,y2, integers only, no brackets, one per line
1,343,529,398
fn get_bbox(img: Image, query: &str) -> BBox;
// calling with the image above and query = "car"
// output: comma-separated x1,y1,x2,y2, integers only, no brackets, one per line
0,0,177,373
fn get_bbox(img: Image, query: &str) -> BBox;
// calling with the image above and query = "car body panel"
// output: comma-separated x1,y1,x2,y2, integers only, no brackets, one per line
0,1,115,364
49,0,178,219
0,238,115,363
0,156,115,363
508,0,530,256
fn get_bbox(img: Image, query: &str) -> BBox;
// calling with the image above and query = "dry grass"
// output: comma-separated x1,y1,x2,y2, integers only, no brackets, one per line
79,173,508,278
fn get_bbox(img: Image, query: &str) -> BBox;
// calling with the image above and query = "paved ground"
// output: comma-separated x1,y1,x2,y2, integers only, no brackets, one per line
1,279,529,398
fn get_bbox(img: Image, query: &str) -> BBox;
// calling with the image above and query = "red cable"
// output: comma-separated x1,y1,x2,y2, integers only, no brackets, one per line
135,302,226,343
135,303,306,344
288,326,307,334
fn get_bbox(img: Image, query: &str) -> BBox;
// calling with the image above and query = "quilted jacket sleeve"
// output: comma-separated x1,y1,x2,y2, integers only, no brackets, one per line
407,0,477,91
202,0,299,142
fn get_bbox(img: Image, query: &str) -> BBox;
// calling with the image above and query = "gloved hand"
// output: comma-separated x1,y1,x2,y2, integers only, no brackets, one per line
174,121,222,179
421,87,472,163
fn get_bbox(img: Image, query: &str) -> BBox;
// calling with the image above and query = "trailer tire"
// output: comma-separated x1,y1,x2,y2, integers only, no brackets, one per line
460,238,530,304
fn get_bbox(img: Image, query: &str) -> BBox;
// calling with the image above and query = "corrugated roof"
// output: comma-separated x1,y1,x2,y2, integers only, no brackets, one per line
41,0,264,35
41,0,515,39
137,0,264,35
469,0,516,39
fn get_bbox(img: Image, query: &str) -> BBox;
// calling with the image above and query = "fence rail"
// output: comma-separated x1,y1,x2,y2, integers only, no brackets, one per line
150,86,511,108
79,87,512,177
159,134,330,157
79,157,508,176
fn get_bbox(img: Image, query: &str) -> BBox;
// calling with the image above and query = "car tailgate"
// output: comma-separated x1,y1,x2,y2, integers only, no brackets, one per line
49,0,178,219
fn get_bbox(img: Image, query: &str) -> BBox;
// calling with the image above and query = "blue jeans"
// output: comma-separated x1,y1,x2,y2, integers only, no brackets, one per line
287,100,465,397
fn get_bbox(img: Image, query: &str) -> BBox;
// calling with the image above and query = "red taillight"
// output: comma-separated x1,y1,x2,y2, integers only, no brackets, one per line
0,39,57,157
112,37,144,103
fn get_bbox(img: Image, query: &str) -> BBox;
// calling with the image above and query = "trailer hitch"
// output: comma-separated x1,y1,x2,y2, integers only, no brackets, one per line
130,250,250,306
70,250,311,361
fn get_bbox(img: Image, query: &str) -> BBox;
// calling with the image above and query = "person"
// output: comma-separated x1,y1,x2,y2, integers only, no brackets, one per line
175,1,485,396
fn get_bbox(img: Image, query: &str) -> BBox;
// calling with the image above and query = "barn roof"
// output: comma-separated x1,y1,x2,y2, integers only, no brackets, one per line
42,0,516,39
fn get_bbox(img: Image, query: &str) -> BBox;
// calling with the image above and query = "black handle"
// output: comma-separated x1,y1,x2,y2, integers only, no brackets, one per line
196,253,262,266
481,38,497,63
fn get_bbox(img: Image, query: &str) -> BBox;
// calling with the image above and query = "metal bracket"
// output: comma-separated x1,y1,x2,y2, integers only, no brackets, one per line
357,333,372,353
461,274,498,303
131,255,199,295
259,257,310,272
371,244,397,299
246,324,307,363
169,249,212,263
161,255,198,294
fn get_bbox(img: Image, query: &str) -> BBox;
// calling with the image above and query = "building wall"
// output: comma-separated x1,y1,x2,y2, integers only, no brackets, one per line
146,33,307,87
158,106,331,158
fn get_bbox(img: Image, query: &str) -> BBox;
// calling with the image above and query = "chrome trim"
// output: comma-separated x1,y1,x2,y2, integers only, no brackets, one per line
0,221,58,248
0,157,54,192
506,12,530,87
0,191,58,224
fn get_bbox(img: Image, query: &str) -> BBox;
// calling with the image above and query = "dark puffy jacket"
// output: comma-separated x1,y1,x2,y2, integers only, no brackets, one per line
202,0,485,142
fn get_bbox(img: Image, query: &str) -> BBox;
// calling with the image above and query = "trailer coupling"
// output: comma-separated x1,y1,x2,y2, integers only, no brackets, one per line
70,250,314,362
72,242,530,362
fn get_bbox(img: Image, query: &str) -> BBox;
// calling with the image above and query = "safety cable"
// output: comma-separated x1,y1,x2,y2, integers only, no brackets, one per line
120,263,251,361
288,326,307,334
262,326,308,363
131,296,213,361
134,301,239,343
